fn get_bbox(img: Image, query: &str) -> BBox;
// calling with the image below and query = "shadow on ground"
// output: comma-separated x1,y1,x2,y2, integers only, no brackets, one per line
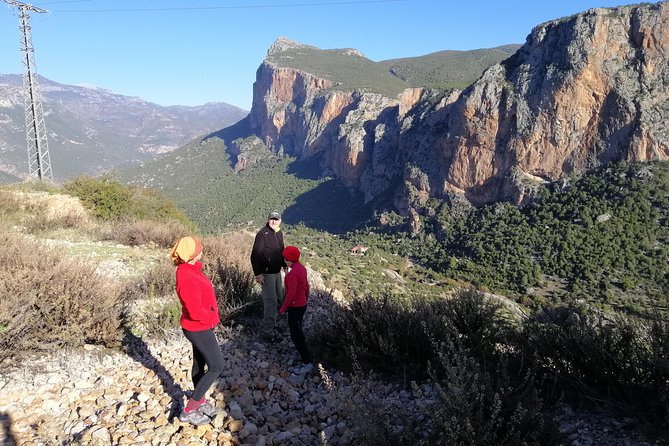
0,412,17,446
123,330,185,420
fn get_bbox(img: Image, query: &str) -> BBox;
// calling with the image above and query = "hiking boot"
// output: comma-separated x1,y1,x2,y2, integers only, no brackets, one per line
198,401,223,418
179,409,210,426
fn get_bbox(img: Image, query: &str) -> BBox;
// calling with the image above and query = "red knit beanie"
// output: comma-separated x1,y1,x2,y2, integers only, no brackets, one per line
282,246,300,262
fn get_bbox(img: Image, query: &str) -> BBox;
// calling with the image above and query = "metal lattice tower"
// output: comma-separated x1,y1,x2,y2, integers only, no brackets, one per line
3,0,52,181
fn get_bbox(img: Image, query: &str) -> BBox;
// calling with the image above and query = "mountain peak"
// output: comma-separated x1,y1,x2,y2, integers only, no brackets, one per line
267,37,316,55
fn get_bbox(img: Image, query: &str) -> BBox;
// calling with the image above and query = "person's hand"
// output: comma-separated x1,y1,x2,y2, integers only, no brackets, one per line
255,274,264,285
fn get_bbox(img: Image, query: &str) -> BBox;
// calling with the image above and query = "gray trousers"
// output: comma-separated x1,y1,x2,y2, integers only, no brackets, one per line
261,273,284,337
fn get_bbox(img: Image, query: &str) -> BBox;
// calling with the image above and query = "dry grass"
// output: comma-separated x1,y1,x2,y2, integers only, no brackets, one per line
96,219,191,248
0,189,92,234
202,230,256,270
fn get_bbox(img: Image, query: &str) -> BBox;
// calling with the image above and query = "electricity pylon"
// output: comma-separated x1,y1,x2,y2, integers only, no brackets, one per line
2,0,52,181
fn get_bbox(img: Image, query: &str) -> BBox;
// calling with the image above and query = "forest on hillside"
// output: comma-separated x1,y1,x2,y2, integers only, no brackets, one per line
135,150,668,319
352,161,669,318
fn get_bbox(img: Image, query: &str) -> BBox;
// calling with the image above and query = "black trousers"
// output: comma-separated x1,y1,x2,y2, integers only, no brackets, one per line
182,328,224,401
288,306,312,364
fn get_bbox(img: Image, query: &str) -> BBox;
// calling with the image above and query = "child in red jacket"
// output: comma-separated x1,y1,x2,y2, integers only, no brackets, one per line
171,236,224,426
280,246,313,374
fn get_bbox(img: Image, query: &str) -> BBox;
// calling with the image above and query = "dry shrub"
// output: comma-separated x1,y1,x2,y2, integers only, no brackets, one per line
0,190,91,233
210,260,257,322
121,259,178,336
123,259,175,302
98,219,190,248
202,231,255,270
0,232,123,361
201,232,258,322
124,296,181,337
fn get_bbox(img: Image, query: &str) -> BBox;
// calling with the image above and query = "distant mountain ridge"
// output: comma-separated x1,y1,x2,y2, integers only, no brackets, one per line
0,74,247,182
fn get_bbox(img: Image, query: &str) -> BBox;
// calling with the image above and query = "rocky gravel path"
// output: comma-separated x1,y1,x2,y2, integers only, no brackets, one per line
0,314,660,446
0,318,363,446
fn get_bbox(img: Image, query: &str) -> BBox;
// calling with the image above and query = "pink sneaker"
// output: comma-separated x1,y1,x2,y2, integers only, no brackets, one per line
179,408,210,425
198,401,223,418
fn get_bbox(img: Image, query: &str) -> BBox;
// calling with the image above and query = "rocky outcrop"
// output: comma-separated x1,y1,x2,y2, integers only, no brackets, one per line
424,2,669,204
249,3,669,213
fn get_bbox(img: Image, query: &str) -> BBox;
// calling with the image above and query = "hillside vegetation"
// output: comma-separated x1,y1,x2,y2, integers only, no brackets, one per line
121,134,375,234
266,43,519,97
378,44,521,90
0,177,667,444
385,161,669,318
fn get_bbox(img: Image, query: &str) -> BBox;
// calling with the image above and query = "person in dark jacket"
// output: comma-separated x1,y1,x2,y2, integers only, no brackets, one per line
171,236,224,426
280,245,313,374
250,210,286,341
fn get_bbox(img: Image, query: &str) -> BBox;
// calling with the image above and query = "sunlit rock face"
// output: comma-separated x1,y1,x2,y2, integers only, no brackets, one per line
249,3,669,213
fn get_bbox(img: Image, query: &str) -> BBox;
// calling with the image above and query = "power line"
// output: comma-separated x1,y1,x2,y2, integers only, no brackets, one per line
42,0,404,13
2,0,53,182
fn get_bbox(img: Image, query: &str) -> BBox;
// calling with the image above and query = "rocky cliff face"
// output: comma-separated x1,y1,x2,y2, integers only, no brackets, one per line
249,3,669,213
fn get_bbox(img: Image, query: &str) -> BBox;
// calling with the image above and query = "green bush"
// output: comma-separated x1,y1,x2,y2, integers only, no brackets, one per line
522,307,669,426
311,289,510,381
63,176,132,221
310,289,551,444
63,176,193,228
424,344,547,446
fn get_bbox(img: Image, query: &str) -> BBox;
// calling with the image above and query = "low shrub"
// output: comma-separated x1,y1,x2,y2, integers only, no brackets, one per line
211,260,257,322
201,234,258,322
522,307,669,427
0,232,123,361
63,176,194,228
123,296,181,337
201,232,255,269
310,289,510,382
98,219,191,248
310,289,552,444
423,340,547,445
122,260,175,302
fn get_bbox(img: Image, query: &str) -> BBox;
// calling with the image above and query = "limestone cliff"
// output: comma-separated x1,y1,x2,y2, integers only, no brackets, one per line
248,3,669,214
421,1,669,205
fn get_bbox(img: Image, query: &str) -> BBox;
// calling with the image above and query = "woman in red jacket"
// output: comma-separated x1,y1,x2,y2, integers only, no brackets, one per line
280,246,314,374
171,236,224,426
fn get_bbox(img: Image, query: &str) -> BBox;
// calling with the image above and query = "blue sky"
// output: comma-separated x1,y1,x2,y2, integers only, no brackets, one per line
0,0,660,110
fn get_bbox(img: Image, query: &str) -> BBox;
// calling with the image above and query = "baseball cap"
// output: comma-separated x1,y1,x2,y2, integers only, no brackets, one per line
268,211,281,220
